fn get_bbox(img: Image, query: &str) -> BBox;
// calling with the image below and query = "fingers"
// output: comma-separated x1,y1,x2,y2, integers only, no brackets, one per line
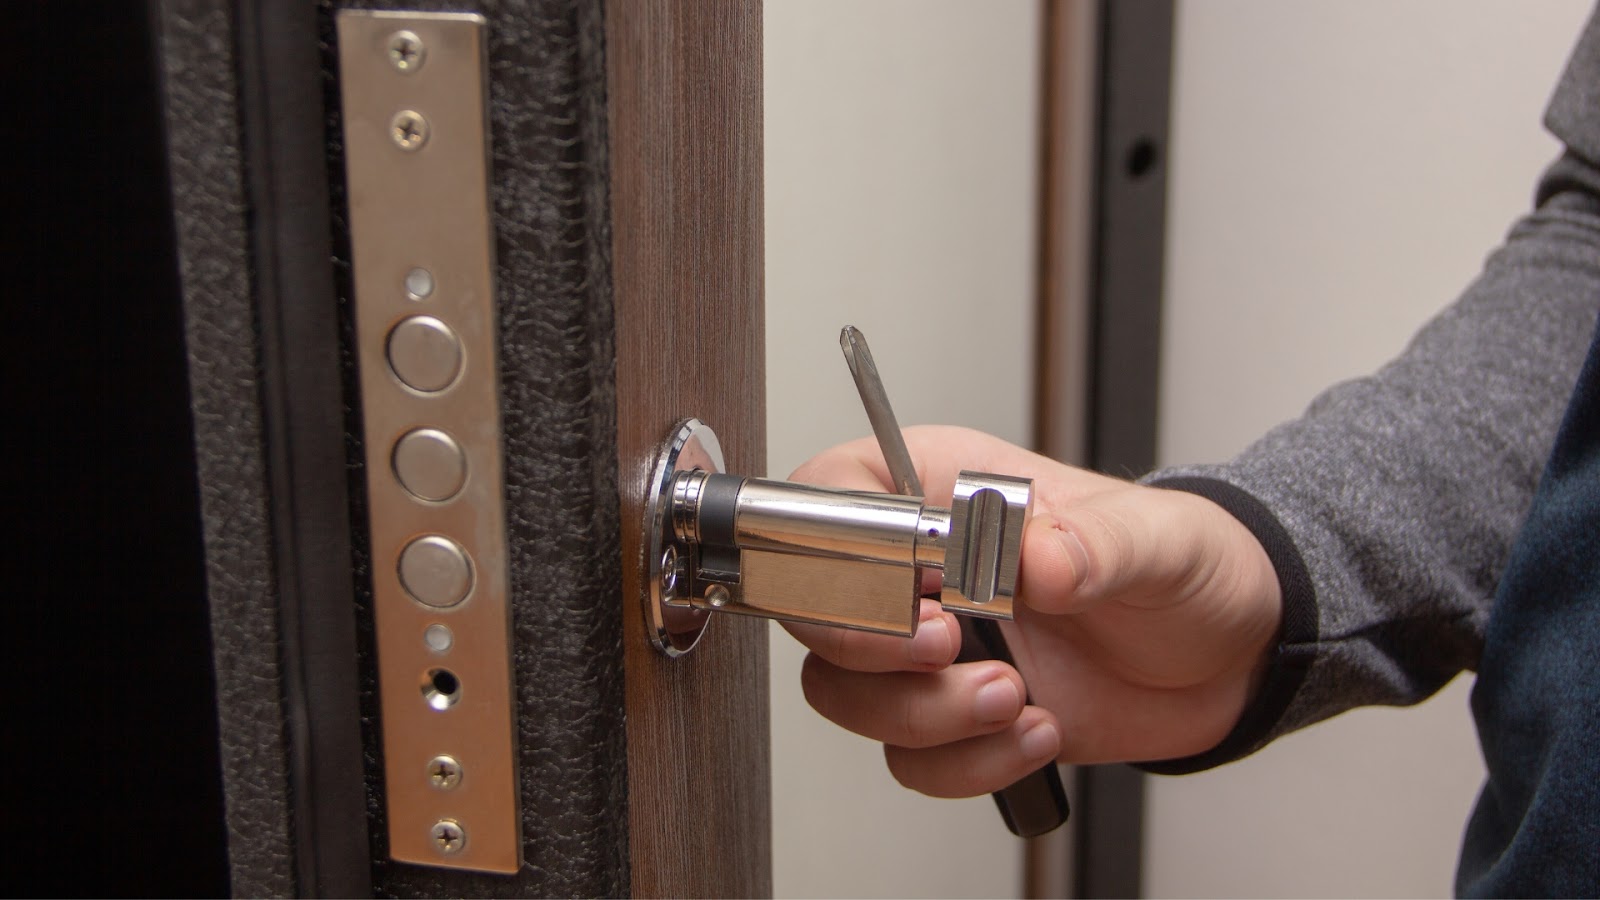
884,708,1062,798
789,425,1073,505
788,435,897,493
801,654,1026,749
1018,516,1091,612
784,599,959,673
1021,488,1213,616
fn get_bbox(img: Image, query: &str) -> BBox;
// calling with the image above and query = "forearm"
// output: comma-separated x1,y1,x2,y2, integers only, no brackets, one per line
1143,149,1600,771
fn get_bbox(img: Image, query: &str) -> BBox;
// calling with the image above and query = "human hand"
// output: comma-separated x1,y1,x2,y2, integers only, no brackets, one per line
783,426,1282,798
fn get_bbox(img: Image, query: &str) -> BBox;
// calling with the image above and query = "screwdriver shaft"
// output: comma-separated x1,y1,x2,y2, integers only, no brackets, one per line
840,326,923,497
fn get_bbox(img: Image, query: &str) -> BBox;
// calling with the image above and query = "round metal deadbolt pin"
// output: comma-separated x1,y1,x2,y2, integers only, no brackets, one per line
399,535,474,608
393,427,468,502
387,315,463,393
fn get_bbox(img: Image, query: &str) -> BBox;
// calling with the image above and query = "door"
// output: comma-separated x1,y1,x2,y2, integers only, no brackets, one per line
13,0,768,895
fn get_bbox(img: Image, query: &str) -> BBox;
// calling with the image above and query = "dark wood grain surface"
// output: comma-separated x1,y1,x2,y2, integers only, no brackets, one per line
607,1,771,896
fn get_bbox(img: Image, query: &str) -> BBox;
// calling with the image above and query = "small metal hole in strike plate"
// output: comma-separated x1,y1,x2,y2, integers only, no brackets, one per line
422,667,461,710
423,623,453,653
405,267,435,299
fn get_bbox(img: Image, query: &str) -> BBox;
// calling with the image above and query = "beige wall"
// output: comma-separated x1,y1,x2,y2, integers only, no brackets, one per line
763,0,1590,896
1151,1,1591,897
763,1,1040,896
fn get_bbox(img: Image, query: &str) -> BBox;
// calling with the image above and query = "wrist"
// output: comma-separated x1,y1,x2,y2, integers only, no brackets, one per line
1135,476,1315,774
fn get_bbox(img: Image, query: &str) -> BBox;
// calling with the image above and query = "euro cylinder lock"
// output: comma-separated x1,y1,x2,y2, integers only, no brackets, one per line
641,329,1034,657
642,328,1071,842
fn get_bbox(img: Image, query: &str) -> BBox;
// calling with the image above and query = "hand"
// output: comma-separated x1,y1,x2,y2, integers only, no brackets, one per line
782,426,1282,798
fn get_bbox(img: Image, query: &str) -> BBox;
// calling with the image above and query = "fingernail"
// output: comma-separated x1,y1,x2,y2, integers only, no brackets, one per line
974,677,1021,724
1060,529,1090,589
909,617,952,666
1019,721,1060,761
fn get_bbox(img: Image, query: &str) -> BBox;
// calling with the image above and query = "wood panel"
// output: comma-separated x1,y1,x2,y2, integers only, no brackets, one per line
607,1,771,897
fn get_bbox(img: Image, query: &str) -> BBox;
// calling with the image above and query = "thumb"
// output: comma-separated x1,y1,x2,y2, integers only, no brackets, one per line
1018,516,1093,613
1020,487,1210,615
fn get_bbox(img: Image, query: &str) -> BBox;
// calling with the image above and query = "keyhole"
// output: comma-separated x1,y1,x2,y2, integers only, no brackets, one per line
422,667,460,710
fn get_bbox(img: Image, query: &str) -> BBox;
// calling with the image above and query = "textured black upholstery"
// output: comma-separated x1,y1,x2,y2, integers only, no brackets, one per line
161,2,299,894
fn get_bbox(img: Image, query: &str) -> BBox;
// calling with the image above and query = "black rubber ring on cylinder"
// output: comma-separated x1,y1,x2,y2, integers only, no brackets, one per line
698,472,744,549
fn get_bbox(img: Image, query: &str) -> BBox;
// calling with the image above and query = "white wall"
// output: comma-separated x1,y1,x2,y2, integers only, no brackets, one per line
1150,1,1591,897
763,1,1040,896
764,1,1591,896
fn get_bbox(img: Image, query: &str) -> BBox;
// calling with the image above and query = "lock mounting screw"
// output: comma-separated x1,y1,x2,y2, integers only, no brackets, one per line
660,546,680,597
431,819,466,855
390,110,430,151
705,584,731,608
427,755,462,790
387,30,425,72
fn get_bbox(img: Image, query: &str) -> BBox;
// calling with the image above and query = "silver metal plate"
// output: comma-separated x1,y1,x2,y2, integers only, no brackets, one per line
336,9,521,875
644,419,723,656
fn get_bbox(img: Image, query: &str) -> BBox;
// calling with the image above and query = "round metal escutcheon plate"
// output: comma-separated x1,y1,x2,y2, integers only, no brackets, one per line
644,418,724,656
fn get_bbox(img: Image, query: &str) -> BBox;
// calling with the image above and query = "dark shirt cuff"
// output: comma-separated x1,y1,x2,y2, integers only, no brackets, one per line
1132,476,1319,775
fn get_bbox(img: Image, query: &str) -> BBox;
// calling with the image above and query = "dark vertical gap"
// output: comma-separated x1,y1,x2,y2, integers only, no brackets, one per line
234,0,373,894
1031,0,1066,458
1076,0,1176,898
315,0,391,888
0,0,230,894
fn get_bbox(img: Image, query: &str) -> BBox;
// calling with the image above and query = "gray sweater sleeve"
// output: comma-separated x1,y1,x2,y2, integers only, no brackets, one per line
1139,7,1600,774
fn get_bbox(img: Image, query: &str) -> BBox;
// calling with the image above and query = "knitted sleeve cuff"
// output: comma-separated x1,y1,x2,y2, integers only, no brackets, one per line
1132,476,1319,775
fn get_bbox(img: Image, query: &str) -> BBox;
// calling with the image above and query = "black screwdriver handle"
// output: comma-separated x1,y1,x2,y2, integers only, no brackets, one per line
956,615,1071,838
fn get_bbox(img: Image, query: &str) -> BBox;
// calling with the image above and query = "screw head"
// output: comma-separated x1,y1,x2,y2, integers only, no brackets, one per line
705,584,731,608
431,819,466,854
390,110,429,152
426,755,462,790
659,546,680,596
387,30,425,73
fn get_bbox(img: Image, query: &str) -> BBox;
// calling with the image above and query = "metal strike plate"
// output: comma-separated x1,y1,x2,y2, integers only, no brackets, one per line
337,10,521,875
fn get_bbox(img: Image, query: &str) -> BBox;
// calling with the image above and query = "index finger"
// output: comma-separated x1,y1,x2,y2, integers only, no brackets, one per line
782,598,961,673
788,434,899,493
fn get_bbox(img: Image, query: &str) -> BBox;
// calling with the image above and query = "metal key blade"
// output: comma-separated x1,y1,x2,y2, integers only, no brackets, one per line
837,325,1069,838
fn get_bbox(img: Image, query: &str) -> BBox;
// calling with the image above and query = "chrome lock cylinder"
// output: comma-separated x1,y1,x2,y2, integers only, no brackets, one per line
642,418,1033,657
641,327,1070,840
